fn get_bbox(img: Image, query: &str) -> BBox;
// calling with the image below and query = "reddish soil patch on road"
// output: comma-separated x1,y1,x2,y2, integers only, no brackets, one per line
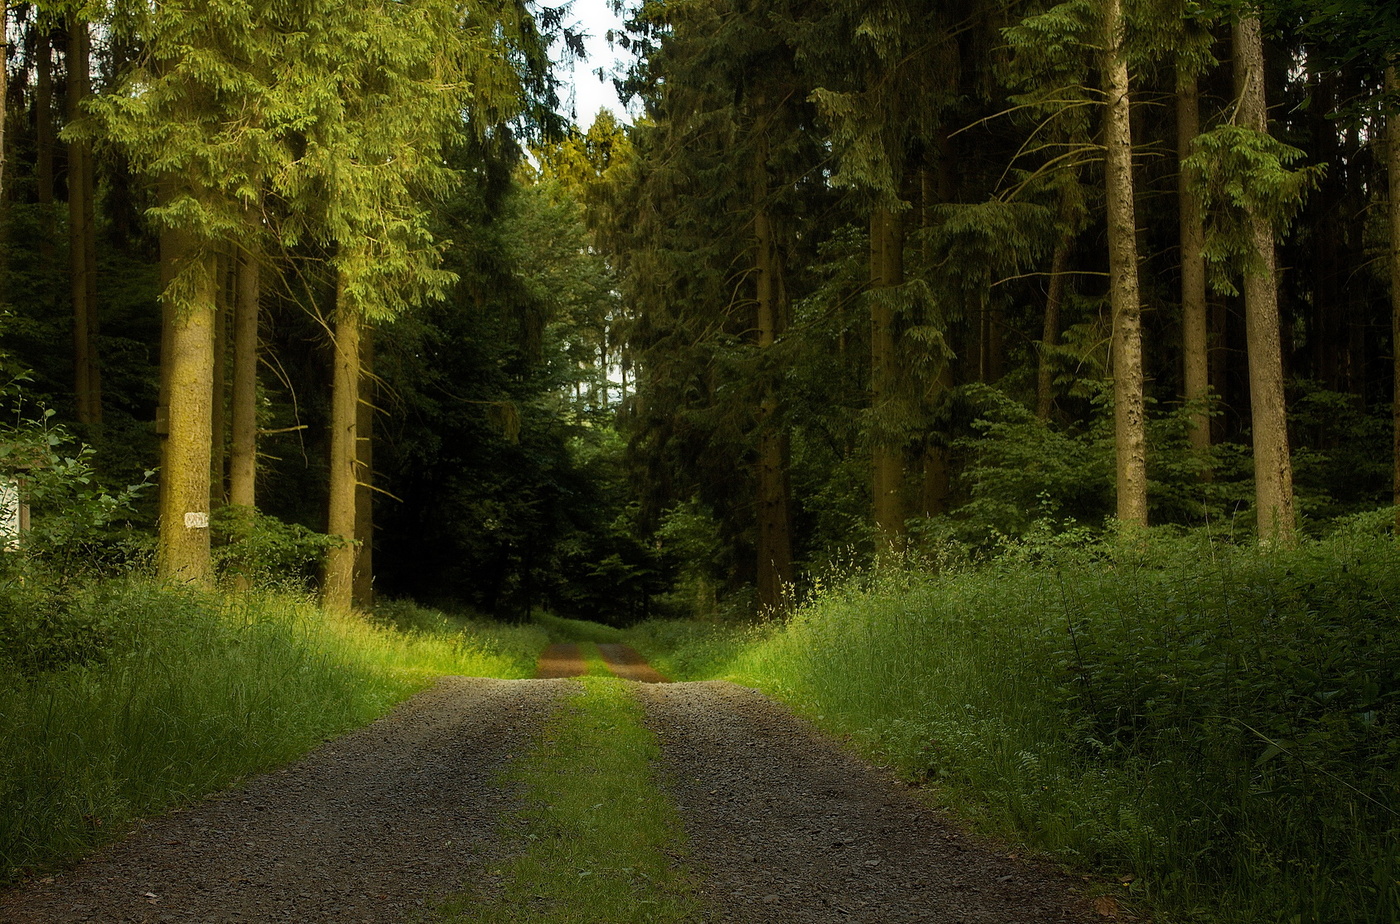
596,643,669,683
533,642,669,682
535,642,588,677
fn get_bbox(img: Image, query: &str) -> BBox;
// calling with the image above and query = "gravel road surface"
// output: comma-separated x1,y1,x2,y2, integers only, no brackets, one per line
2,672,1102,923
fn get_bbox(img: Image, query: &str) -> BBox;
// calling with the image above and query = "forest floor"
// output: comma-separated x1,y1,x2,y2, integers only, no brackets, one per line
0,646,1111,924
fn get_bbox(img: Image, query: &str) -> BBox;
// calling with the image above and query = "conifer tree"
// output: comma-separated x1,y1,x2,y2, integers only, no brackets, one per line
276,0,542,610
68,17,100,425
1389,64,1400,527
90,0,281,582
1233,14,1296,544
1178,67,1210,457
1101,0,1147,528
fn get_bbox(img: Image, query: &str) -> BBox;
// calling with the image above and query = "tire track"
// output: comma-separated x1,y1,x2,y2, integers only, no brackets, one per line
0,677,568,924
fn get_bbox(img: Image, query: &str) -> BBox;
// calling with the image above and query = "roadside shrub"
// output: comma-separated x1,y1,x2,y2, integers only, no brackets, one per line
211,505,336,590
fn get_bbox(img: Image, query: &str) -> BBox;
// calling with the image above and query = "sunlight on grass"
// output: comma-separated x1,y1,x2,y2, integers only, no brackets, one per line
0,580,547,883
437,676,698,924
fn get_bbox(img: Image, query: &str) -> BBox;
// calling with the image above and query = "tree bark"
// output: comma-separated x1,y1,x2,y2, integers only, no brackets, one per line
754,199,793,612
1178,68,1211,460
36,28,56,264
68,18,101,426
324,280,360,613
1235,16,1296,545
871,205,906,553
1103,0,1148,528
229,247,260,510
920,156,953,515
1037,225,1073,421
210,253,230,507
1387,64,1399,531
156,229,216,585
354,329,375,609
0,14,6,201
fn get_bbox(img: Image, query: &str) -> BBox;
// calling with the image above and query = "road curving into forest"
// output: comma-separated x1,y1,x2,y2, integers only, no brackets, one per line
1,652,1107,924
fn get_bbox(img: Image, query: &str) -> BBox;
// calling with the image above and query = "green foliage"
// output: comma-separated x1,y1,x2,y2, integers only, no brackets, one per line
638,530,1400,923
533,610,626,644
0,570,118,676
952,384,1115,543
210,505,336,590
0,360,152,571
1187,125,1325,295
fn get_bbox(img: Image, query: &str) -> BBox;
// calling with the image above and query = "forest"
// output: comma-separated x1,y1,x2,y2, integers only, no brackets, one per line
1,0,1400,920
0,0,1394,614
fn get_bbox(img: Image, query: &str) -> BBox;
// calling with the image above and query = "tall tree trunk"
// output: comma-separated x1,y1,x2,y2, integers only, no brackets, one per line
920,155,953,514
157,229,216,584
1387,64,1400,531
754,192,793,612
324,281,360,612
1103,0,1148,528
1037,223,1073,421
1235,16,1296,544
229,247,260,510
68,18,101,425
0,13,6,201
210,253,230,507
871,205,906,553
353,329,375,608
1178,68,1211,460
36,29,56,265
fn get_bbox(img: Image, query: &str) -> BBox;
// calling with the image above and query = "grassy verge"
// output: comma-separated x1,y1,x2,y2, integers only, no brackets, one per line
437,675,698,923
533,610,627,644
627,527,1400,924
0,579,546,884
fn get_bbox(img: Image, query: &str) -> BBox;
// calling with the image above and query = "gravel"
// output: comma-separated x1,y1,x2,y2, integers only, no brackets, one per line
0,677,569,924
3,674,1104,923
637,681,1100,924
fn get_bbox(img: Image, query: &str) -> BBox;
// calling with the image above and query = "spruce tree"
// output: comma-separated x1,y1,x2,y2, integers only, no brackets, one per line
1233,15,1296,544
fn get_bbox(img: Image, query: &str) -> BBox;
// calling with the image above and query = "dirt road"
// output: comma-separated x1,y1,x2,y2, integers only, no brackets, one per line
1,664,1101,923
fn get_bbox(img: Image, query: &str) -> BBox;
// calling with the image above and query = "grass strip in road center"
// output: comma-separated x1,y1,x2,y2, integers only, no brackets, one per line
435,675,699,924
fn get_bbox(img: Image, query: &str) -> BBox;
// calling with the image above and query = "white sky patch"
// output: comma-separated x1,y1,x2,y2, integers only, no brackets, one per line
549,0,635,126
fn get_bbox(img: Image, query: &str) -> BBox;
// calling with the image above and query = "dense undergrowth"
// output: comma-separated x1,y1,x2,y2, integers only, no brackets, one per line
628,522,1400,924
0,578,545,884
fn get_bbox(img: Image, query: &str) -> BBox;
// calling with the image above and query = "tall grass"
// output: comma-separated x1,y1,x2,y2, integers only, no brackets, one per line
629,527,1400,924
0,579,546,883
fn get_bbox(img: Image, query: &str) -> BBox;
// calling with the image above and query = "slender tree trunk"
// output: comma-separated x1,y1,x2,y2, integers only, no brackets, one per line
157,228,216,584
36,29,56,265
324,280,360,612
68,18,101,425
1387,64,1400,530
229,247,260,510
1103,0,1148,528
871,205,906,553
985,302,1004,384
1178,68,1211,459
210,253,230,507
1037,225,1073,421
920,156,953,514
353,329,375,608
0,13,6,201
1235,16,1296,544
754,194,793,612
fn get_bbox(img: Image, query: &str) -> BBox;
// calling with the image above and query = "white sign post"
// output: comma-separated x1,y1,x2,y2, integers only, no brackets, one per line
1,476,20,551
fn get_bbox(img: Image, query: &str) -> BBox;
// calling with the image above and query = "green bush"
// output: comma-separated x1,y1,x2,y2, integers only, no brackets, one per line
211,505,336,589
